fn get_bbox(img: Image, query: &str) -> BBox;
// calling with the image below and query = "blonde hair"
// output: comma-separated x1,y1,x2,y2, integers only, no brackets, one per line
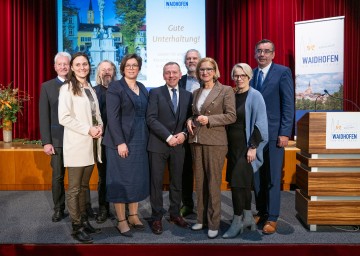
195,57,220,82
231,63,253,81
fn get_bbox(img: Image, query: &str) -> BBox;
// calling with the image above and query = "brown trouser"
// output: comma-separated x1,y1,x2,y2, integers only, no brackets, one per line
191,144,227,230
67,165,94,225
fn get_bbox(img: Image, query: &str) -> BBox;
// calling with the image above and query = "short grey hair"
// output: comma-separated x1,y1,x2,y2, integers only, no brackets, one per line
54,52,71,64
183,49,201,64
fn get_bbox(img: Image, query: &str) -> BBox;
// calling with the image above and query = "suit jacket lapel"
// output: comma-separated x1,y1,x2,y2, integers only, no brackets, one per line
161,85,176,116
178,88,188,119
120,78,136,107
259,63,274,92
200,83,222,115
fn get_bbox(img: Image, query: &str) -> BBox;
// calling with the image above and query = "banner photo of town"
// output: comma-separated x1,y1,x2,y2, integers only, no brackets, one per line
294,17,344,125
57,0,206,87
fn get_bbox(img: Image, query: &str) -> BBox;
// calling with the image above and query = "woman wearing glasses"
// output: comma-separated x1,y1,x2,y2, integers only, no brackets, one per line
222,63,268,238
187,57,236,239
103,54,149,237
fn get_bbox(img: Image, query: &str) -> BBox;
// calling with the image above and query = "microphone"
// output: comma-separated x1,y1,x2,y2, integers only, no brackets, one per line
324,89,360,111
314,93,325,112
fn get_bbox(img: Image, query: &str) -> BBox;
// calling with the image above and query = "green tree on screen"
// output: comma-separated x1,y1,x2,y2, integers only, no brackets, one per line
114,0,146,53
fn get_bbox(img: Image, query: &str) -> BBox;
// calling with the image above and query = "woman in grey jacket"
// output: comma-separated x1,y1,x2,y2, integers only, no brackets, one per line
222,63,268,239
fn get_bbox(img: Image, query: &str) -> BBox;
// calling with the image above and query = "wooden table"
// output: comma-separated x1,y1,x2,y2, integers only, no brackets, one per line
0,142,299,191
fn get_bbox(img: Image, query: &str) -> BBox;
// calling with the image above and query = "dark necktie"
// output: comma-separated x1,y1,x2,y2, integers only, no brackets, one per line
171,88,177,112
258,70,264,90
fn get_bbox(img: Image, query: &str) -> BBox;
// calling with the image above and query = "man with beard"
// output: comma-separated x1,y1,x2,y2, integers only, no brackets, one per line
93,60,117,223
178,49,201,217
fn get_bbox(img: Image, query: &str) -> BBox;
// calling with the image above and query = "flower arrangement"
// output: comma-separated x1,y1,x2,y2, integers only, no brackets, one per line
0,82,30,129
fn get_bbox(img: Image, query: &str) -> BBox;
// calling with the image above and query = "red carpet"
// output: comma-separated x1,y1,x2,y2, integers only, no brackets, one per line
1,244,359,256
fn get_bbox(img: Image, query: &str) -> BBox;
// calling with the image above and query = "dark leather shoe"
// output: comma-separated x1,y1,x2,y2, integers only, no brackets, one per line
170,215,189,228
86,205,96,219
263,221,277,235
95,211,108,224
72,227,93,244
180,206,194,217
151,220,163,235
82,220,101,234
52,210,64,222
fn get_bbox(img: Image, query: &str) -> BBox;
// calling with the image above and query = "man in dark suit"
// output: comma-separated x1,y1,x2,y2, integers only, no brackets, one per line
39,52,71,222
250,39,295,235
178,49,201,218
93,60,117,224
147,62,193,235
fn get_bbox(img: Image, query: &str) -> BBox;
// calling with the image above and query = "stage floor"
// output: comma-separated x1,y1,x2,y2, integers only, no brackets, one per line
0,191,359,245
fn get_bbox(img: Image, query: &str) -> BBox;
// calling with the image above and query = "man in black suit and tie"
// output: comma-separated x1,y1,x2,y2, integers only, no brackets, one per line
178,49,201,217
39,52,71,222
147,62,193,235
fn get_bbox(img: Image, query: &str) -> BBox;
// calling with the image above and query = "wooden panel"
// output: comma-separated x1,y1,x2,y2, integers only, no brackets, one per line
297,166,360,196
0,142,99,190
308,172,360,196
296,189,360,225
0,151,15,185
297,112,326,152
295,165,308,193
296,112,360,154
282,146,300,191
1,142,296,191
296,152,360,167
295,189,308,224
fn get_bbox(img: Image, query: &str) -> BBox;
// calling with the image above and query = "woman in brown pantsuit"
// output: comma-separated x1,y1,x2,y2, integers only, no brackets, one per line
187,57,236,239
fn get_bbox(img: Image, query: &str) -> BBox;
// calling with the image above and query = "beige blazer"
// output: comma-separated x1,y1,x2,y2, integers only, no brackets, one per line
58,82,103,167
188,81,236,145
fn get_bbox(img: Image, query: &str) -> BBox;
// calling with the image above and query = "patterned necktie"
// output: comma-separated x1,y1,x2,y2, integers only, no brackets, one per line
171,88,177,112
258,70,264,90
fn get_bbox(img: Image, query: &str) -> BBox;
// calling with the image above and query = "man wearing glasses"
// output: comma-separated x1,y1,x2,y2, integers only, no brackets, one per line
250,39,294,235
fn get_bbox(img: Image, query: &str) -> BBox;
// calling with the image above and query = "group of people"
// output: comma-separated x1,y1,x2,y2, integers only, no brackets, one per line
39,39,294,243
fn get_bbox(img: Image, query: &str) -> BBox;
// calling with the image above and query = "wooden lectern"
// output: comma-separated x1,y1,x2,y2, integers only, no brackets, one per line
295,112,360,231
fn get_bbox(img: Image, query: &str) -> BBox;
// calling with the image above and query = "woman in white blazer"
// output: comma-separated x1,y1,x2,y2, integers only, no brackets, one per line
58,52,103,244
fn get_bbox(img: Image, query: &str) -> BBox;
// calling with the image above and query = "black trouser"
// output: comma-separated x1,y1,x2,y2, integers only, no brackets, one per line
51,147,66,212
97,145,109,212
231,187,251,216
149,149,184,220
181,141,194,209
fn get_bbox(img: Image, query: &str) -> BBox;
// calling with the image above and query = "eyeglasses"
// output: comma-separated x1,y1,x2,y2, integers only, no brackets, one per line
199,68,214,73
256,49,273,55
125,64,139,69
233,74,248,80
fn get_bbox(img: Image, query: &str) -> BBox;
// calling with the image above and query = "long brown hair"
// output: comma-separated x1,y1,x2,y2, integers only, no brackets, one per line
66,52,91,96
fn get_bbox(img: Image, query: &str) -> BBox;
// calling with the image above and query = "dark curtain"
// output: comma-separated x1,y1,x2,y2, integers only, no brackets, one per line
0,0,359,140
0,0,57,140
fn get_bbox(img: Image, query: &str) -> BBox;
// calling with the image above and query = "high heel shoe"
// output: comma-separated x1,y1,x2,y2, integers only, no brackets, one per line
222,215,243,239
116,219,133,237
128,214,145,230
243,210,257,231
